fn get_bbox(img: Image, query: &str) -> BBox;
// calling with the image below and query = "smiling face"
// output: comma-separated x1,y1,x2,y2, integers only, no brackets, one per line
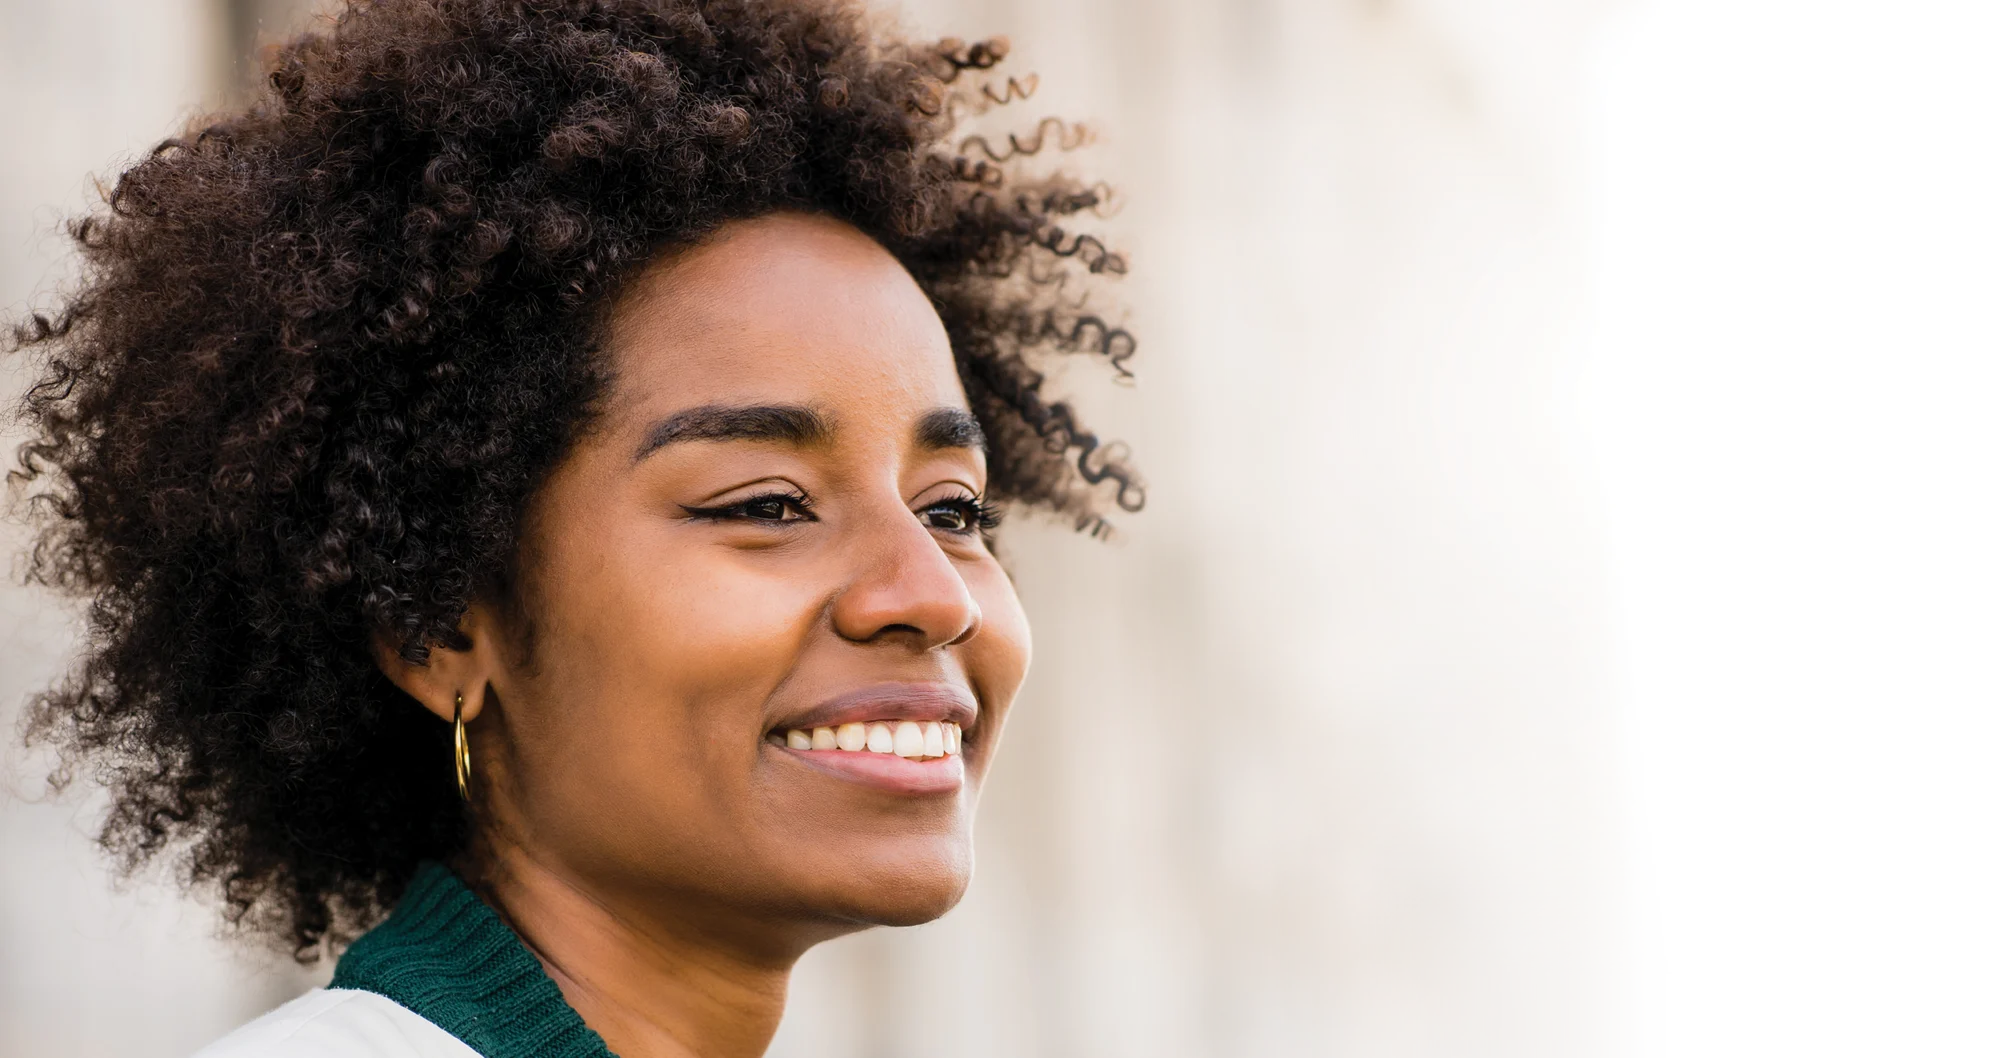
435,212,1032,945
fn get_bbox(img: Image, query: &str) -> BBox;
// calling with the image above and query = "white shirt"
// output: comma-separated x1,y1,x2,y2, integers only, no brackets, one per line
192,988,479,1058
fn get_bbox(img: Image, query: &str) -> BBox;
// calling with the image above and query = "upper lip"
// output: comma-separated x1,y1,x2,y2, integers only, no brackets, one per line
772,682,979,736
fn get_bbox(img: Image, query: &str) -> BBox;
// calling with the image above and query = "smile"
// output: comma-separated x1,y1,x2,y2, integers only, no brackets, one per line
775,720,962,760
767,684,978,793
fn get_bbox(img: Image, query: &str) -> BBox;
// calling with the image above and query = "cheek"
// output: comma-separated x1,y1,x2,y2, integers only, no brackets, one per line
550,529,825,700
620,547,824,703
964,562,1032,733
502,531,827,843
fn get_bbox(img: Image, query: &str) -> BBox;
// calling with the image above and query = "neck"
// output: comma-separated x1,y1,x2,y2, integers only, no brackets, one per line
472,842,800,1058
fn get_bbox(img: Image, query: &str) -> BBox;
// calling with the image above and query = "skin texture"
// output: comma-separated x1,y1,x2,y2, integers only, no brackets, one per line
12,0,1144,960
377,213,1031,1058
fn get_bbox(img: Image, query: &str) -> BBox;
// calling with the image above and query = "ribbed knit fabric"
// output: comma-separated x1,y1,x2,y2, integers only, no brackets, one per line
330,862,614,1058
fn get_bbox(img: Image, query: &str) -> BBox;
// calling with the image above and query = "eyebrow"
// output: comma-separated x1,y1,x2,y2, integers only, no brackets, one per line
632,403,985,462
916,407,986,451
634,403,832,462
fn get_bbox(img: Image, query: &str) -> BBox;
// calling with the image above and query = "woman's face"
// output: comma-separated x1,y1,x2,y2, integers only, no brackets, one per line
455,213,1030,942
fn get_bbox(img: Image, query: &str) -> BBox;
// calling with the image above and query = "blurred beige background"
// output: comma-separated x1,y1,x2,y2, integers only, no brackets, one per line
4,1,1995,1056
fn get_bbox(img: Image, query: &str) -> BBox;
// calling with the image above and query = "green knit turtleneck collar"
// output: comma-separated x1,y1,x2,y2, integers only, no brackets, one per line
330,861,615,1058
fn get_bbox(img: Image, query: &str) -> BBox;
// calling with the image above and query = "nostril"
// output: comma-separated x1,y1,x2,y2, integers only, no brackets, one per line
945,610,981,648
826,545,981,646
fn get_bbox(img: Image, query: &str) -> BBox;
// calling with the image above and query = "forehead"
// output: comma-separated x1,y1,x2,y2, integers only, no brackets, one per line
601,213,965,422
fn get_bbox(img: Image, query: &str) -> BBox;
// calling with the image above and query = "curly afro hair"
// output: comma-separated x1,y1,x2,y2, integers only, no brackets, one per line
7,0,1141,959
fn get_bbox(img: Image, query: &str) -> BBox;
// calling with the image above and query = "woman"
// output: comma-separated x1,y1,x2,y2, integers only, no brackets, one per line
8,1,1141,1055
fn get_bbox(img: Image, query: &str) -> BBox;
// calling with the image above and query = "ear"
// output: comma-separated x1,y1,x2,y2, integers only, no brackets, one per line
369,602,506,725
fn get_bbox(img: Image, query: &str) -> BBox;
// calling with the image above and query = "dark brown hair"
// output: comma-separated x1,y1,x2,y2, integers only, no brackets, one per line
8,0,1139,958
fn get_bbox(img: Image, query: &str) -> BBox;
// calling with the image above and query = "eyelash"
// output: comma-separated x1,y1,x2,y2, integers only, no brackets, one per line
681,490,817,524
923,493,1003,535
681,490,1000,534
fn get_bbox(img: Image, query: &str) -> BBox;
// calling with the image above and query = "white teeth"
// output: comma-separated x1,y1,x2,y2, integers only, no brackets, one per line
866,722,895,754
893,721,925,758
837,722,868,751
787,719,966,759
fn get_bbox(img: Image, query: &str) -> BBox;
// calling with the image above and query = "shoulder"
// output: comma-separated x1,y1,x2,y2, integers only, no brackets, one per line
191,988,479,1058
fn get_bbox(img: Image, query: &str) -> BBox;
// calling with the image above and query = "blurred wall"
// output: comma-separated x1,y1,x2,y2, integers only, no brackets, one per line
0,1,1617,1056
0,7,327,1056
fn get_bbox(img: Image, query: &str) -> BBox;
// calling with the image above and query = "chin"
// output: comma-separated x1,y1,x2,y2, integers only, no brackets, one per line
810,839,974,927
854,879,968,927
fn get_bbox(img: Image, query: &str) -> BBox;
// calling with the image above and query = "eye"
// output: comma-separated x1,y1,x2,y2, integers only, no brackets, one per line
683,491,816,524
920,494,1001,534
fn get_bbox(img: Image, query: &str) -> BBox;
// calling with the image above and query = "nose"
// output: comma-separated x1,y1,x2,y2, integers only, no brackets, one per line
829,506,981,650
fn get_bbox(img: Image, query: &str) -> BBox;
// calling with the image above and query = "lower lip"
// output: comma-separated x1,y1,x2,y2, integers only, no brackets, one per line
772,745,966,795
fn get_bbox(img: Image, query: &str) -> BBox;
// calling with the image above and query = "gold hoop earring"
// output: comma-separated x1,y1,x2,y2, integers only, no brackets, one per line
453,692,472,802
